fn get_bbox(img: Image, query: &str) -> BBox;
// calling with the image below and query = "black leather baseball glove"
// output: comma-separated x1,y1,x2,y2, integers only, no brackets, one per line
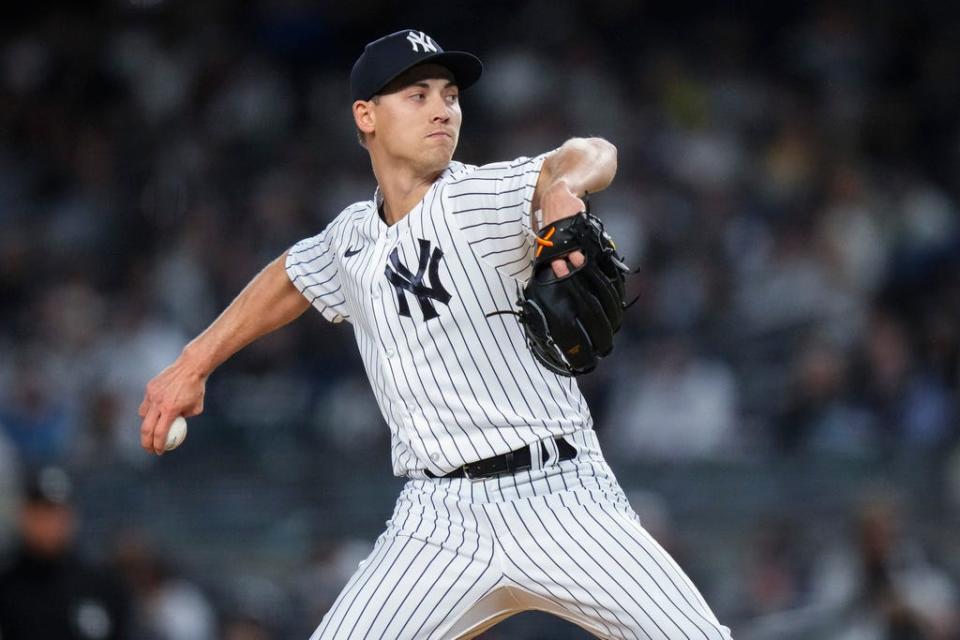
491,202,632,376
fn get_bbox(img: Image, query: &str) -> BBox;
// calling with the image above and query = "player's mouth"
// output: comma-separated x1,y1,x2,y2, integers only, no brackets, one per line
427,130,453,139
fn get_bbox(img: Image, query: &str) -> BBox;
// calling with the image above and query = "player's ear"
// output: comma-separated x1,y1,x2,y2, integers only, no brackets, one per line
353,100,376,136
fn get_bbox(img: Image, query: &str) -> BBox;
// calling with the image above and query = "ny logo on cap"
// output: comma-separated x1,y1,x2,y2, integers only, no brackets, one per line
406,30,438,54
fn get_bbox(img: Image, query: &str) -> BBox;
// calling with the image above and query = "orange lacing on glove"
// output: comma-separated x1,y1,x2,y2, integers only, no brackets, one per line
534,226,556,257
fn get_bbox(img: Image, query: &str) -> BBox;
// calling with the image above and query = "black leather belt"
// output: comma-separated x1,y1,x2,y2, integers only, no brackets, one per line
425,437,577,479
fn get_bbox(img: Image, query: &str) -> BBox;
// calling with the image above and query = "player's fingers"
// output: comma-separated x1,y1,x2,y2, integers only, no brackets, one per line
184,400,203,418
152,413,173,456
140,407,161,452
140,377,164,419
569,251,585,268
552,258,570,278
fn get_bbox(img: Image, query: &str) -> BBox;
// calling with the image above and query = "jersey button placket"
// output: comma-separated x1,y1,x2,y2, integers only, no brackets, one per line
372,232,398,301
377,229,400,360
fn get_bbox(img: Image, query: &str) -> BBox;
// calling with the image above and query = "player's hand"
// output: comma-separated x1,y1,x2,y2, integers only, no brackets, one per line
539,181,587,278
139,354,207,455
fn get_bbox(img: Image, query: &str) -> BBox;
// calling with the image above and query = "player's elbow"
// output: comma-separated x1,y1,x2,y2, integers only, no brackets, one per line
563,137,617,172
563,136,615,156
567,137,617,188
594,138,618,181
586,136,617,159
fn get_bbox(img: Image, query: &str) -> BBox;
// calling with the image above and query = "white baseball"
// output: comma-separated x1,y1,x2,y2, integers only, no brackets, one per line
165,416,188,451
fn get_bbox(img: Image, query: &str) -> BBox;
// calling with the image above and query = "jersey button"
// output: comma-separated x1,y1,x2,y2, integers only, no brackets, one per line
385,348,396,358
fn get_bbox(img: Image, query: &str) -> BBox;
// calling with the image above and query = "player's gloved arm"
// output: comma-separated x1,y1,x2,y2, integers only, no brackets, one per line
138,252,310,455
532,138,618,276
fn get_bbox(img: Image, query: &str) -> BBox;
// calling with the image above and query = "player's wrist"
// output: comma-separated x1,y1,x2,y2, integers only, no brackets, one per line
540,181,586,228
179,342,215,379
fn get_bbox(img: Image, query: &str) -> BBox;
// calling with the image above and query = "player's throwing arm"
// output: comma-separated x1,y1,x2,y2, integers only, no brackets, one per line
138,254,309,455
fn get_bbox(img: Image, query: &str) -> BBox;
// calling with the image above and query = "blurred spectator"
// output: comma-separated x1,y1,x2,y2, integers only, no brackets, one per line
112,532,218,640
0,429,20,552
292,537,374,633
805,496,959,639
947,445,960,513
0,345,76,463
222,615,273,640
855,312,955,453
220,572,294,639
892,178,957,257
742,496,959,640
736,517,809,620
0,466,130,640
732,221,861,342
817,164,887,299
79,300,188,467
312,376,388,454
777,336,875,456
603,336,739,459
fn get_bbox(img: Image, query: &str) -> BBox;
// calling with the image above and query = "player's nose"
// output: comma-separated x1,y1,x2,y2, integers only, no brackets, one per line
429,95,451,122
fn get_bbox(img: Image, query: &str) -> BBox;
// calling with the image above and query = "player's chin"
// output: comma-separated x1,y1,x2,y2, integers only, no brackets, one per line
421,146,456,171
425,136,455,153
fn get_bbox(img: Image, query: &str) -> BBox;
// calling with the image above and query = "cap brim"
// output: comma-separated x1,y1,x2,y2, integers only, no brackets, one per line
375,51,483,98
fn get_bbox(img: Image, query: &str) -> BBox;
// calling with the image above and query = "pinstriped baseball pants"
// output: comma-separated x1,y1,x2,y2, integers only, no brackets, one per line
310,431,732,639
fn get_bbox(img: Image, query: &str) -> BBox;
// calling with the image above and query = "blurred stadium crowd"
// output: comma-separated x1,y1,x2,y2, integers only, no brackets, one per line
1,1,959,639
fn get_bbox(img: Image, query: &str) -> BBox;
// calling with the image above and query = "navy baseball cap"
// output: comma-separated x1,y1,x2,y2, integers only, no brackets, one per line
350,29,483,101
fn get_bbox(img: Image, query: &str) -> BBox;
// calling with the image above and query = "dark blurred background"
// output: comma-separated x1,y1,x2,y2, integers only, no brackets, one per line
1,1,959,638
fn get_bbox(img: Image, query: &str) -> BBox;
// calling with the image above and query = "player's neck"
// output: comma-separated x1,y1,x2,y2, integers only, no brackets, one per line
370,148,446,225
372,162,444,226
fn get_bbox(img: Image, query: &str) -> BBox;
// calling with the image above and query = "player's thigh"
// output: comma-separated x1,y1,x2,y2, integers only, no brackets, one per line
490,497,732,640
310,527,500,640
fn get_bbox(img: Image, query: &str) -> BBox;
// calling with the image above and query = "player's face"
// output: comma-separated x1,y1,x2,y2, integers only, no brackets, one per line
369,65,461,172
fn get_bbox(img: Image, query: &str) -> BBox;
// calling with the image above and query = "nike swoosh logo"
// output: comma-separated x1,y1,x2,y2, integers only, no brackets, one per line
344,247,363,257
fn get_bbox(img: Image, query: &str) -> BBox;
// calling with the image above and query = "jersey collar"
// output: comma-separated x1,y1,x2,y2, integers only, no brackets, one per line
370,162,465,225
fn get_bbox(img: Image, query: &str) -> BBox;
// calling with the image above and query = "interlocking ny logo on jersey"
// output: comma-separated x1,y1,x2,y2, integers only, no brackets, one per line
385,239,451,320
406,31,438,53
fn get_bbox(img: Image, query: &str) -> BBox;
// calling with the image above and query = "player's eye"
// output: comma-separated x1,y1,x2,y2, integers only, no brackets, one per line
445,94,459,104
411,92,426,101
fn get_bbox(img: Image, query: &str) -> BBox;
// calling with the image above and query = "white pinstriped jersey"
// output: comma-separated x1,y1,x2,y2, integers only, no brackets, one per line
285,154,593,478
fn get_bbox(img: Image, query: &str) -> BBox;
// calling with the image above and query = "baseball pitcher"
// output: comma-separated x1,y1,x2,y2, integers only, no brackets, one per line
139,29,733,640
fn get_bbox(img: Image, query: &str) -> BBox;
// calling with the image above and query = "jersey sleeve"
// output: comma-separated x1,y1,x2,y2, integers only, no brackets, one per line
285,226,349,323
444,152,551,279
